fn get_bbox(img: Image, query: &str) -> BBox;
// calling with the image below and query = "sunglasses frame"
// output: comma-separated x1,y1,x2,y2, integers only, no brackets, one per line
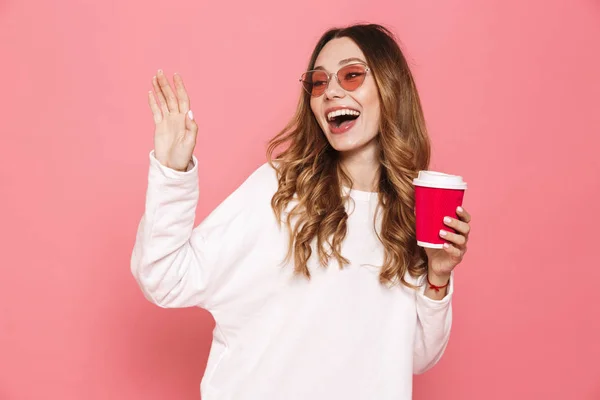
299,62,371,97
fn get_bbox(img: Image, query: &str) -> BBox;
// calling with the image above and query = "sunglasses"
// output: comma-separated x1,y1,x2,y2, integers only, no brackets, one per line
299,63,371,97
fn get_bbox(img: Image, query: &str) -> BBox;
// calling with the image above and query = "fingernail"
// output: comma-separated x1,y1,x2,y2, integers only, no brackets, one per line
158,69,163,74
457,206,464,213
188,110,194,120
443,243,450,249
439,230,447,236
444,216,451,224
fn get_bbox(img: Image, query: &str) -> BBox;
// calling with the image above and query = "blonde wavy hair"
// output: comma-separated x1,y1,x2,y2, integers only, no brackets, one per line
266,24,431,288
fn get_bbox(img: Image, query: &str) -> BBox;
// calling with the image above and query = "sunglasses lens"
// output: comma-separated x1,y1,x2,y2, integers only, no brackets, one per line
301,70,328,96
338,64,367,91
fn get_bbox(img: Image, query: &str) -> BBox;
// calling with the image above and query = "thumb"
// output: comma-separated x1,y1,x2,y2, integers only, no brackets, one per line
185,110,198,138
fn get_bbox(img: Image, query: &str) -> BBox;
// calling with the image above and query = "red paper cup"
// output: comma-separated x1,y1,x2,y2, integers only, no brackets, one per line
413,171,468,248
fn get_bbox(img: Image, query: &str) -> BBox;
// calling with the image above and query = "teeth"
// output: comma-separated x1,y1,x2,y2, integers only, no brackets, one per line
327,109,360,121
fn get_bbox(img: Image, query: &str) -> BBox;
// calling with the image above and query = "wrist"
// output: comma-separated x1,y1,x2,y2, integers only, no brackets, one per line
168,160,192,173
427,270,451,287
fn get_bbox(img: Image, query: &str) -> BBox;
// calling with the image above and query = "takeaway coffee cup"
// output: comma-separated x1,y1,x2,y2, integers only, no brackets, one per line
412,171,468,248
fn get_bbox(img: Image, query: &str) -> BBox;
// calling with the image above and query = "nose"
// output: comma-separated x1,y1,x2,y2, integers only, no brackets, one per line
324,74,345,100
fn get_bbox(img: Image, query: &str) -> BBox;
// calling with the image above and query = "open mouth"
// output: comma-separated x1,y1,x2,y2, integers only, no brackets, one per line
326,109,361,133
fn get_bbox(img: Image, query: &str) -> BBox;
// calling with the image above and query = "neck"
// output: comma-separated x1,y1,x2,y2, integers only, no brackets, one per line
339,141,380,192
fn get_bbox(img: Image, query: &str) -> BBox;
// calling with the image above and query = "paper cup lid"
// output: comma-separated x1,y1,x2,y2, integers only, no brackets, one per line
412,170,467,190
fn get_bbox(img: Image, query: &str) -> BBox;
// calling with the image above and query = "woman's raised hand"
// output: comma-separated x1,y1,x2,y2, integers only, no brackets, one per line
148,70,198,172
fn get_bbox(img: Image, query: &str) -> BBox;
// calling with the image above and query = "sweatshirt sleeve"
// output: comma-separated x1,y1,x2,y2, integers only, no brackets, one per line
412,271,454,374
130,150,274,310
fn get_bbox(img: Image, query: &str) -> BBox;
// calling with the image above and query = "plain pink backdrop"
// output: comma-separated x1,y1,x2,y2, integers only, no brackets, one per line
1,0,599,399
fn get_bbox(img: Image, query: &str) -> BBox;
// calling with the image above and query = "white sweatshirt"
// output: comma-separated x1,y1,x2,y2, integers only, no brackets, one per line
131,151,453,400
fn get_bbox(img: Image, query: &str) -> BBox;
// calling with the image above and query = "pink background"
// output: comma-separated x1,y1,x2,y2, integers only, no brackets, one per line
2,0,599,398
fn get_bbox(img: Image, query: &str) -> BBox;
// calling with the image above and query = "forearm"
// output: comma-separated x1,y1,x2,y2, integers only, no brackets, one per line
131,151,208,308
413,271,454,374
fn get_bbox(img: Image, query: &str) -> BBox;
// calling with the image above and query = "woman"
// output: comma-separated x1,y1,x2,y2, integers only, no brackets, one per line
131,23,472,400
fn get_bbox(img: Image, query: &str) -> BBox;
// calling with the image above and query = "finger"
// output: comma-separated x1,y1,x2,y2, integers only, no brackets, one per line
156,69,179,113
173,73,190,113
442,242,463,259
185,109,198,138
444,216,471,237
147,91,162,124
457,206,471,223
439,229,466,247
182,110,198,158
152,75,169,115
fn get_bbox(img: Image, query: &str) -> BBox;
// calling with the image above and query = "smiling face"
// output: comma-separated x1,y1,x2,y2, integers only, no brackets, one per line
309,37,381,154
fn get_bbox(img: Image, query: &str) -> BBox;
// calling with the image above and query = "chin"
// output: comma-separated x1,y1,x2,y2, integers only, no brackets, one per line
324,129,377,154
327,137,363,152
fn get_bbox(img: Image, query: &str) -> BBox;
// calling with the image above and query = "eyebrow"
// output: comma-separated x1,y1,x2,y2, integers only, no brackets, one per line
314,57,366,70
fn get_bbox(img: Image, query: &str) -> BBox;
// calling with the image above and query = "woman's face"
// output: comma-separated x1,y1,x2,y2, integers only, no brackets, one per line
310,37,381,154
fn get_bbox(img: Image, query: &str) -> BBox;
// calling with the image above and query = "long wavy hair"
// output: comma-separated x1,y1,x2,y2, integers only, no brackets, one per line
266,23,431,288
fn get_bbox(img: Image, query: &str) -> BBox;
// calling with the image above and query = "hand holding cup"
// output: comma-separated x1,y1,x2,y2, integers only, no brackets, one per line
413,171,472,279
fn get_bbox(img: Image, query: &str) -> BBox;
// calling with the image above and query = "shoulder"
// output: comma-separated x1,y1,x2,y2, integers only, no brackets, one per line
223,161,280,210
240,161,279,194
248,161,278,182
200,162,279,226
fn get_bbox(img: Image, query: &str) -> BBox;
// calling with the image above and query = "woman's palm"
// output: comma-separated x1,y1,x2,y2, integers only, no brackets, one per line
148,70,197,172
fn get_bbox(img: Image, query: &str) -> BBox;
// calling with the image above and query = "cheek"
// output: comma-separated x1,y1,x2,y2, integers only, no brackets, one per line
366,88,380,111
371,102,381,129
364,88,381,129
310,98,320,119
356,82,379,114
310,98,328,133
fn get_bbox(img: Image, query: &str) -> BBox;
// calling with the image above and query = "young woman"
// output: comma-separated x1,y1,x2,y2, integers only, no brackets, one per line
131,23,472,400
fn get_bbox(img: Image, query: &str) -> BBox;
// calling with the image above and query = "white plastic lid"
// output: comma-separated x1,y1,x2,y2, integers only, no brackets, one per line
412,170,467,190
